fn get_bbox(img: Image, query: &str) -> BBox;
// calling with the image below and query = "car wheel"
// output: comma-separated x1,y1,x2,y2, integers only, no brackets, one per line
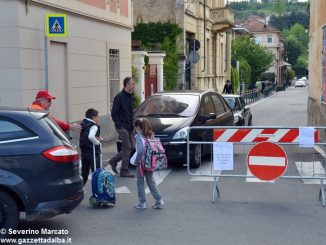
190,144,201,168
0,190,19,234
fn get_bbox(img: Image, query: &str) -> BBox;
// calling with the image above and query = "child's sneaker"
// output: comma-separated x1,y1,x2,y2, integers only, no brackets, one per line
134,202,147,209
152,199,165,209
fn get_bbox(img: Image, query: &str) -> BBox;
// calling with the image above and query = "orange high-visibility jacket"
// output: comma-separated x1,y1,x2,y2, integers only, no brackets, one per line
30,102,70,132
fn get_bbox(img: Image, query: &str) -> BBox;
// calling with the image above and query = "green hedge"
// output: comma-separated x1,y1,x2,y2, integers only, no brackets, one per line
132,22,182,90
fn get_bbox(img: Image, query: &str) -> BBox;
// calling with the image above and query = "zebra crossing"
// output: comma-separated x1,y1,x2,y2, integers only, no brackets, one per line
87,153,325,195
189,160,325,184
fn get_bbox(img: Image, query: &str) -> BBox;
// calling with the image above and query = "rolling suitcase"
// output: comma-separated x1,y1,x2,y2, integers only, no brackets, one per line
89,144,116,206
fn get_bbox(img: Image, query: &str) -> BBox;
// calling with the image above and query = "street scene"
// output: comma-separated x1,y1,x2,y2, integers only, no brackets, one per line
8,86,326,245
1,0,326,244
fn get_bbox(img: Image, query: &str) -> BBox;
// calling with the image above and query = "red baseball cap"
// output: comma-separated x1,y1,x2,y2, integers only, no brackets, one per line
35,90,56,100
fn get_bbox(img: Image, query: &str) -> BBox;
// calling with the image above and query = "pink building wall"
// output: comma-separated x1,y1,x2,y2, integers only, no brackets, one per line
120,0,128,17
109,0,117,13
77,0,129,17
78,0,106,9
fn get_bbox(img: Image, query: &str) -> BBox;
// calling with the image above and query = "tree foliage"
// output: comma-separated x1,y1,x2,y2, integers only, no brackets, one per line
132,22,182,45
287,68,295,81
259,72,275,82
273,0,285,15
132,22,182,90
231,68,240,94
232,36,275,82
283,23,308,47
285,35,303,65
283,23,308,77
269,11,309,30
161,37,179,90
239,58,251,88
228,1,309,22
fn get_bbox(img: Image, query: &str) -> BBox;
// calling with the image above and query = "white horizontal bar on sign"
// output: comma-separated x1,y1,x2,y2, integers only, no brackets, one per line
249,156,286,166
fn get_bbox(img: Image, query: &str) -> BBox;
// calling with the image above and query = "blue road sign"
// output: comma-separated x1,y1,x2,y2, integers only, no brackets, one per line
46,14,67,37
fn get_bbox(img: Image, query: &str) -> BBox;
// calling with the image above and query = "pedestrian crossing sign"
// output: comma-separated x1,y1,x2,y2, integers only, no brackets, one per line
45,14,67,37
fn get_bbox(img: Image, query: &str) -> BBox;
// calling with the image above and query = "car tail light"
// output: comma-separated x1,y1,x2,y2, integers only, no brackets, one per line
42,146,79,163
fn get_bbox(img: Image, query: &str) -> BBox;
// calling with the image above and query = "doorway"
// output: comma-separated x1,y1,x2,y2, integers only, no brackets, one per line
48,41,68,121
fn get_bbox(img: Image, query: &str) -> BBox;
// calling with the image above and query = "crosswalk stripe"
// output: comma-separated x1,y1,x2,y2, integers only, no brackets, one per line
87,166,133,193
145,169,171,194
190,163,221,182
246,167,274,183
295,161,325,184
314,145,326,158
115,186,132,194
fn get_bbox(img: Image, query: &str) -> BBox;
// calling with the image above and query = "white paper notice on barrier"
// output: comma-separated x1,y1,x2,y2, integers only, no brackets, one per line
213,142,233,170
299,127,315,147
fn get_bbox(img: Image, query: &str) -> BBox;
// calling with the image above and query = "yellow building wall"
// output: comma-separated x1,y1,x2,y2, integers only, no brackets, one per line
308,0,326,129
184,0,230,93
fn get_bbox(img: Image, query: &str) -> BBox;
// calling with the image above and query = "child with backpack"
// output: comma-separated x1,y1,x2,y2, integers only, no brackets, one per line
79,108,102,185
132,118,165,209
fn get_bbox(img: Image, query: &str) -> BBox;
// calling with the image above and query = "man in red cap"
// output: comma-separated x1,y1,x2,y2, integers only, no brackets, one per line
30,90,81,132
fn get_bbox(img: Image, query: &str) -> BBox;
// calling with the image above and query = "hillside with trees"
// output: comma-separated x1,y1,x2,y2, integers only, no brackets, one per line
229,0,309,78
228,0,309,25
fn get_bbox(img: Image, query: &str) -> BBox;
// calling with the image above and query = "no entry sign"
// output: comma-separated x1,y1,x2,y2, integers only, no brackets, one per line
247,141,288,181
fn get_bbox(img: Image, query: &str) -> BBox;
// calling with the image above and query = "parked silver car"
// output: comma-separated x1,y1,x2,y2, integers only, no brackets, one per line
222,94,253,126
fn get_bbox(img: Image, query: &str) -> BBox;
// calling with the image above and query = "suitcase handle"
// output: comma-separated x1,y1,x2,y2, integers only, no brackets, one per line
93,143,102,170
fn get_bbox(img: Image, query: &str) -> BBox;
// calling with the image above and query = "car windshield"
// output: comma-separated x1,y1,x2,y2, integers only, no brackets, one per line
135,94,199,117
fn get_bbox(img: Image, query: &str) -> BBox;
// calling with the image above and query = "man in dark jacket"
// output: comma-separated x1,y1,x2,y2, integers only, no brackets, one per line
222,80,234,94
109,77,136,178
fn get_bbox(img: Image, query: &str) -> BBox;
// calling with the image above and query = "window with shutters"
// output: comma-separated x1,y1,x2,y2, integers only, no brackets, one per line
322,26,326,102
109,49,120,108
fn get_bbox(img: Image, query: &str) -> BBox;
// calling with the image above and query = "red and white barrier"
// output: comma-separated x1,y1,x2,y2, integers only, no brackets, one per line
214,128,319,143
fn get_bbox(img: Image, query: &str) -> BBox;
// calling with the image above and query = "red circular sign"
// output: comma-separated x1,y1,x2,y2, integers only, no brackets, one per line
247,142,288,181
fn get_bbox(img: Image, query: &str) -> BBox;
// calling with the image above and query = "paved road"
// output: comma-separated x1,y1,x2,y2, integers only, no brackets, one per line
13,86,326,245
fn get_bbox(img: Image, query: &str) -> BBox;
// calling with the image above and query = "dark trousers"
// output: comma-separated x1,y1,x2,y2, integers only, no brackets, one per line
110,128,135,171
81,151,100,185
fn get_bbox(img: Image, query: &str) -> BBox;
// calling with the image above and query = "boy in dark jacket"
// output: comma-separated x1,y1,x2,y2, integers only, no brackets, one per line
80,108,102,185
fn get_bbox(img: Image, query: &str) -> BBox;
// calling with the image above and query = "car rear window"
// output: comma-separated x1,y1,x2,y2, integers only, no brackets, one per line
135,94,200,117
39,117,71,145
0,119,35,141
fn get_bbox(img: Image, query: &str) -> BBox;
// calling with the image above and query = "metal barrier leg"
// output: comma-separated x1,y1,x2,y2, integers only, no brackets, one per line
212,177,220,203
319,179,325,207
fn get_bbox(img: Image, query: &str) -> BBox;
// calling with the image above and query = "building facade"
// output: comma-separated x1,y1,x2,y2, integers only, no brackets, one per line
308,0,326,131
132,0,234,92
0,0,133,140
241,18,286,85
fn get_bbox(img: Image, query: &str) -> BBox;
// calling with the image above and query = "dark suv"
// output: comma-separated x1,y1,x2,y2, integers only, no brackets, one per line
134,91,234,168
0,107,84,232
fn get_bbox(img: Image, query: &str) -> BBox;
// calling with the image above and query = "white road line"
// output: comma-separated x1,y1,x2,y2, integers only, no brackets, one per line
115,186,132,194
314,145,326,158
247,92,277,108
145,169,172,193
87,166,133,194
190,163,221,182
295,161,325,184
246,167,274,183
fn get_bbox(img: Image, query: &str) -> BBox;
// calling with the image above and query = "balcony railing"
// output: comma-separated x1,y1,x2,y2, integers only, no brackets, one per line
211,7,234,26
